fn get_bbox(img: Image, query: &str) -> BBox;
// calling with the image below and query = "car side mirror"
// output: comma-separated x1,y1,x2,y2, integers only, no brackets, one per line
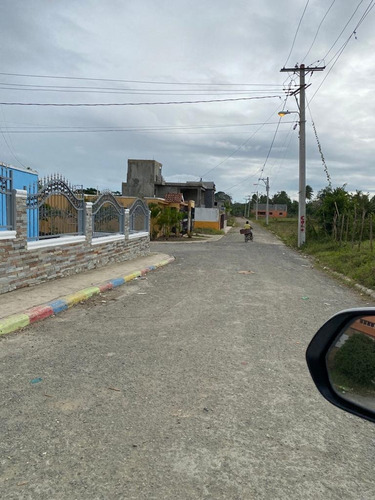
306,308,375,423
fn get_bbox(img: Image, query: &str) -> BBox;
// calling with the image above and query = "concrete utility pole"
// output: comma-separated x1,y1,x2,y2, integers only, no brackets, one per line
280,64,324,247
260,177,270,225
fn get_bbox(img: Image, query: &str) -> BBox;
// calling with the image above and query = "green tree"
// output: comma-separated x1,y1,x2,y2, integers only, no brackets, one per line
316,185,350,234
156,207,184,238
272,190,292,206
83,187,99,195
306,185,314,200
215,191,232,203
231,202,246,216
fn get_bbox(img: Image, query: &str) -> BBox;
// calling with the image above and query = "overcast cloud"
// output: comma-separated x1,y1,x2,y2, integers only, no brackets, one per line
0,0,374,202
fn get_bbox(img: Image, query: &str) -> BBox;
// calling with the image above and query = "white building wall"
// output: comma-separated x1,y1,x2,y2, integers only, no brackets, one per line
195,207,219,222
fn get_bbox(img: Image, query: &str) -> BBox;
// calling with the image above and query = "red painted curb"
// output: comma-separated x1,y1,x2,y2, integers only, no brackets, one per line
26,305,55,323
99,283,114,293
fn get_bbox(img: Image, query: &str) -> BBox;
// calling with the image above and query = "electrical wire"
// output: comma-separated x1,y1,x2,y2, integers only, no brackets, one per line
0,95,281,106
0,105,30,170
213,93,291,194
302,0,336,62
1,121,295,134
0,71,288,87
267,120,297,180
283,0,310,67
0,86,285,96
322,0,366,62
198,105,284,179
309,0,374,102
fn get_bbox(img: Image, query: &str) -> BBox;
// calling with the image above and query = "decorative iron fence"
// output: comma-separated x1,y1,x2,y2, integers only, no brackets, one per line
27,174,84,241
129,199,150,233
92,191,125,237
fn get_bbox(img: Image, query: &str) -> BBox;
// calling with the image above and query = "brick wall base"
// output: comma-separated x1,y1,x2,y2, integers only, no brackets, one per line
0,192,150,295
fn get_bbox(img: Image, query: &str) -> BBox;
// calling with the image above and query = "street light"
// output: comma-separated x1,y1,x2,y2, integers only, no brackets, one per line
277,110,298,118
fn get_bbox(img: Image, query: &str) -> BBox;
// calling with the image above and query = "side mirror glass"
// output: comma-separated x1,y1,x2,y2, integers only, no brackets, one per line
326,316,375,412
306,308,375,423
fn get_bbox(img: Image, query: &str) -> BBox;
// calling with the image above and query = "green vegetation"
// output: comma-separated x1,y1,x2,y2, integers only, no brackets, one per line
251,185,375,290
194,227,224,235
149,204,185,239
257,217,298,246
226,215,237,227
256,216,375,289
330,334,375,389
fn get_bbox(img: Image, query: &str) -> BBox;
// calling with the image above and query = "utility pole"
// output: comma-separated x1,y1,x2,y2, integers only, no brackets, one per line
280,64,324,246
253,183,259,221
243,198,248,218
246,195,251,219
259,177,270,225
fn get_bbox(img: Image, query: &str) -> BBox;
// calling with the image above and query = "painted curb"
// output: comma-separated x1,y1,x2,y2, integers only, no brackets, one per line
0,256,175,336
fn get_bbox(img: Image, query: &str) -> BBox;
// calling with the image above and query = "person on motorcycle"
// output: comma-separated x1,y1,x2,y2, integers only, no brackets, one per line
243,221,253,242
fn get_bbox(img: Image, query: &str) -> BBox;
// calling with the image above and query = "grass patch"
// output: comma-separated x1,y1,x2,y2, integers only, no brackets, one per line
194,227,224,235
256,218,298,246
226,216,237,227
256,217,375,290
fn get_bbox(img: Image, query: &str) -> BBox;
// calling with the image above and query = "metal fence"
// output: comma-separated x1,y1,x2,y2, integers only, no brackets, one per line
0,165,13,231
92,191,124,237
27,174,84,241
129,199,150,233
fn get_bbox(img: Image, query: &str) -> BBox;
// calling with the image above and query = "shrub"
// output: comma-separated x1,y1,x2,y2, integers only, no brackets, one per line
333,333,375,387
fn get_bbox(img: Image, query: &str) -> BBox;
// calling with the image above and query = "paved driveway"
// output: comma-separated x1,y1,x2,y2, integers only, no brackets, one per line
1,224,375,499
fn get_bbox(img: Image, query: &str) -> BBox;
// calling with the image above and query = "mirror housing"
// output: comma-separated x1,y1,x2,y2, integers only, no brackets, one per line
306,308,375,424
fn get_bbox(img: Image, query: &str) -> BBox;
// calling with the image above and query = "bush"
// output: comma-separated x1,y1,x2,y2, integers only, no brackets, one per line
333,334,375,387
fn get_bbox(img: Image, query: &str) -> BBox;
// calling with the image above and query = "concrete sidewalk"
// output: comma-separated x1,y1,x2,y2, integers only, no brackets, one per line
0,253,174,336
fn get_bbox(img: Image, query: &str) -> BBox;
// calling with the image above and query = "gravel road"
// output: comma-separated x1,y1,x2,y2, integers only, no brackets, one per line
1,223,375,499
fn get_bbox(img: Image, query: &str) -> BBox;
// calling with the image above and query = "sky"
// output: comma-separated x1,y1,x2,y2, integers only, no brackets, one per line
0,0,374,203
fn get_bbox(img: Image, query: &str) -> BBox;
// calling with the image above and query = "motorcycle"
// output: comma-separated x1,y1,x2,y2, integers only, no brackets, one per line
240,228,253,242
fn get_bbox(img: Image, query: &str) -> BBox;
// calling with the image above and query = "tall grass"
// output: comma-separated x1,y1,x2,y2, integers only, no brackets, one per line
256,218,375,290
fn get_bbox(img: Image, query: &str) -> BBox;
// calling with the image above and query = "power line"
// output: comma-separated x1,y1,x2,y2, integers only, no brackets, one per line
1,121,295,134
322,0,366,62
283,0,310,67
267,121,297,183
309,0,374,102
0,86,286,96
302,0,336,62
0,81,288,92
199,106,283,179
213,96,291,192
0,71,288,87
0,106,30,170
0,95,281,106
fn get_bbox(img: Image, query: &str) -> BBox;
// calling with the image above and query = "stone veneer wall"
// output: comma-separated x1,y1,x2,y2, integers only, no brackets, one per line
0,190,150,295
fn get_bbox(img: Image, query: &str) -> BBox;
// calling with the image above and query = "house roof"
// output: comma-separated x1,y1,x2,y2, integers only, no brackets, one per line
164,192,185,203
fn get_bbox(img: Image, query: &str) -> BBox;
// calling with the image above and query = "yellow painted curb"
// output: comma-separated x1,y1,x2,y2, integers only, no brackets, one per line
124,271,142,282
0,314,30,335
62,289,94,307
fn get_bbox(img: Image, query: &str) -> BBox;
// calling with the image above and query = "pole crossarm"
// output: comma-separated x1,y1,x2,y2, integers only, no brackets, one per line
280,66,325,73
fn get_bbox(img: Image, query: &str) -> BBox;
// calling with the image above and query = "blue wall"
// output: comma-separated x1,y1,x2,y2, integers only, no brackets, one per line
0,164,38,238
